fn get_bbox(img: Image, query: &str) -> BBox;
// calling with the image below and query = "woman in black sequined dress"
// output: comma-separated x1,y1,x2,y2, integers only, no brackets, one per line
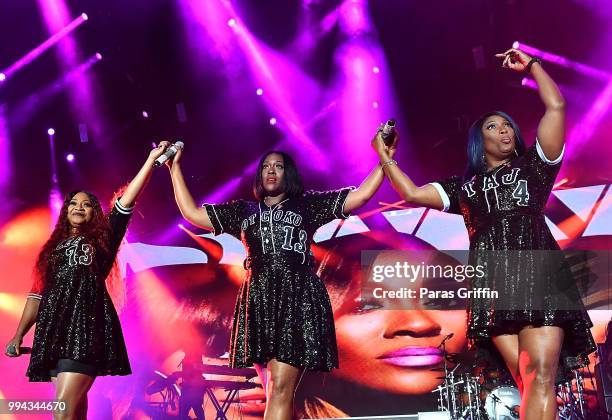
166,131,397,420
5,142,172,419
376,48,595,419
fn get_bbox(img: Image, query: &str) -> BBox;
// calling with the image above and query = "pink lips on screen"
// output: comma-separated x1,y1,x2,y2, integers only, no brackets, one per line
378,346,443,367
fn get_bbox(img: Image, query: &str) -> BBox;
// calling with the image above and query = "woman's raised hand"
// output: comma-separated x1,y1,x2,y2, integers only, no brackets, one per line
495,48,533,73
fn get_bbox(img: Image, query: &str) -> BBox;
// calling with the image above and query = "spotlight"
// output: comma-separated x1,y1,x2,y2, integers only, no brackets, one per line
256,88,263,96
227,18,236,27
66,153,75,162
0,73,5,82
512,41,520,49
178,223,185,229
521,78,528,86
372,101,379,109
372,66,380,74
269,117,277,126
142,111,149,118
81,13,89,21
47,128,55,136
95,52,102,60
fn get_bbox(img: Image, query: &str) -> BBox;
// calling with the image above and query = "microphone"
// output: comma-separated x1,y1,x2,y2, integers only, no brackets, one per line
380,119,396,146
154,141,184,167
6,345,32,357
439,333,454,347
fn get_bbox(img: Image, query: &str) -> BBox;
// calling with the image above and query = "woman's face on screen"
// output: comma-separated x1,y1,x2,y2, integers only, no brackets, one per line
332,250,468,395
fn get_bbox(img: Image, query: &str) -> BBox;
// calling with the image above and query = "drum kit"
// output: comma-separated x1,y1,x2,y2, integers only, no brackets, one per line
431,346,591,420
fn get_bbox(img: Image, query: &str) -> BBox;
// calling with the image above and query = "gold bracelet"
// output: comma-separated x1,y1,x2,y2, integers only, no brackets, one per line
381,159,397,169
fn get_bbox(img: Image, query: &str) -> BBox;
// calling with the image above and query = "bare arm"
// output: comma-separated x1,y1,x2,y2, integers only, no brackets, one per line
372,136,445,210
5,298,40,356
118,141,172,208
497,48,565,160
344,129,398,213
166,148,213,230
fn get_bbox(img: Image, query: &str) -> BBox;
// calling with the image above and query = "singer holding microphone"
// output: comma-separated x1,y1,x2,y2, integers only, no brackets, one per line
5,142,172,419
374,48,596,419
165,127,397,420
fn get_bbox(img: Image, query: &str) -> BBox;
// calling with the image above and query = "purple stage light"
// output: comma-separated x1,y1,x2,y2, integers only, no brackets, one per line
0,106,10,202
512,41,520,49
49,188,63,225
0,13,89,81
256,88,263,96
47,128,55,136
521,77,538,90
227,18,236,27
66,153,75,162
372,66,380,74
0,73,5,82
269,117,277,126
566,79,612,160
339,0,371,35
95,52,102,60
10,54,102,131
513,41,611,80
372,101,379,109
38,1,105,145
142,111,149,118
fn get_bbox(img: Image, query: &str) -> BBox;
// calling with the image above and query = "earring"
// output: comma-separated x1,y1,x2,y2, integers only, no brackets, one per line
514,148,519,156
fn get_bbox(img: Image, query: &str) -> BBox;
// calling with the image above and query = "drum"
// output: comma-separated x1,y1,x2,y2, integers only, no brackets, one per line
483,385,520,419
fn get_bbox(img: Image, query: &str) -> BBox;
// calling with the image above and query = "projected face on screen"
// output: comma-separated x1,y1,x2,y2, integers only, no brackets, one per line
331,249,467,395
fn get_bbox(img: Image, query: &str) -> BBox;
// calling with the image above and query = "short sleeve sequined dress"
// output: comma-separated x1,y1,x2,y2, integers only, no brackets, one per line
431,140,596,370
26,200,133,382
203,188,352,371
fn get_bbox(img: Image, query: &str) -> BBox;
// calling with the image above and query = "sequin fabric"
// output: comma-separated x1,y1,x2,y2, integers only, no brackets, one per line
26,201,133,382
204,188,352,371
432,141,596,371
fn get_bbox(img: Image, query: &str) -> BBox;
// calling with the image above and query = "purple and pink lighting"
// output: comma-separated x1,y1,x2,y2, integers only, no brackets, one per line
269,117,277,125
66,153,75,162
37,1,105,145
513,41,612,80
0,12,89,81
256,88,263,96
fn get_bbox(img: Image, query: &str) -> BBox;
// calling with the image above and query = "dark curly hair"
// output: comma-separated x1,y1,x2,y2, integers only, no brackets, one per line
32,190,125,308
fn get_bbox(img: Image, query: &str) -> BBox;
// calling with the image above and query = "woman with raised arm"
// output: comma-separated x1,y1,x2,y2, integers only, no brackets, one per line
166,130,397,420
5,142,171,420
375,48,596,420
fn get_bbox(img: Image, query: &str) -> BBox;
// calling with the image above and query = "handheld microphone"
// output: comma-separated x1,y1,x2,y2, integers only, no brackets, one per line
439,333,454,347
380,119,396,146
154,141,184,167
6,345,32,357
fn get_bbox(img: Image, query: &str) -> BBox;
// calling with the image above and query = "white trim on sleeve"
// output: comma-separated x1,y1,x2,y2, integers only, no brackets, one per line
114,200,134,215
27,293,42,300
429,182,450,212
536,137,564,165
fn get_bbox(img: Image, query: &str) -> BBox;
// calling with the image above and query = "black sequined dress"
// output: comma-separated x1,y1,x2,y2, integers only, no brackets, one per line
432,141,596,370
204,189,352,371
26,201,133,382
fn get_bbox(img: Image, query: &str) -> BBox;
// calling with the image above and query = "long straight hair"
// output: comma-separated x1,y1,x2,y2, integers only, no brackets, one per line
464,111,526,179
253,150,304,200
